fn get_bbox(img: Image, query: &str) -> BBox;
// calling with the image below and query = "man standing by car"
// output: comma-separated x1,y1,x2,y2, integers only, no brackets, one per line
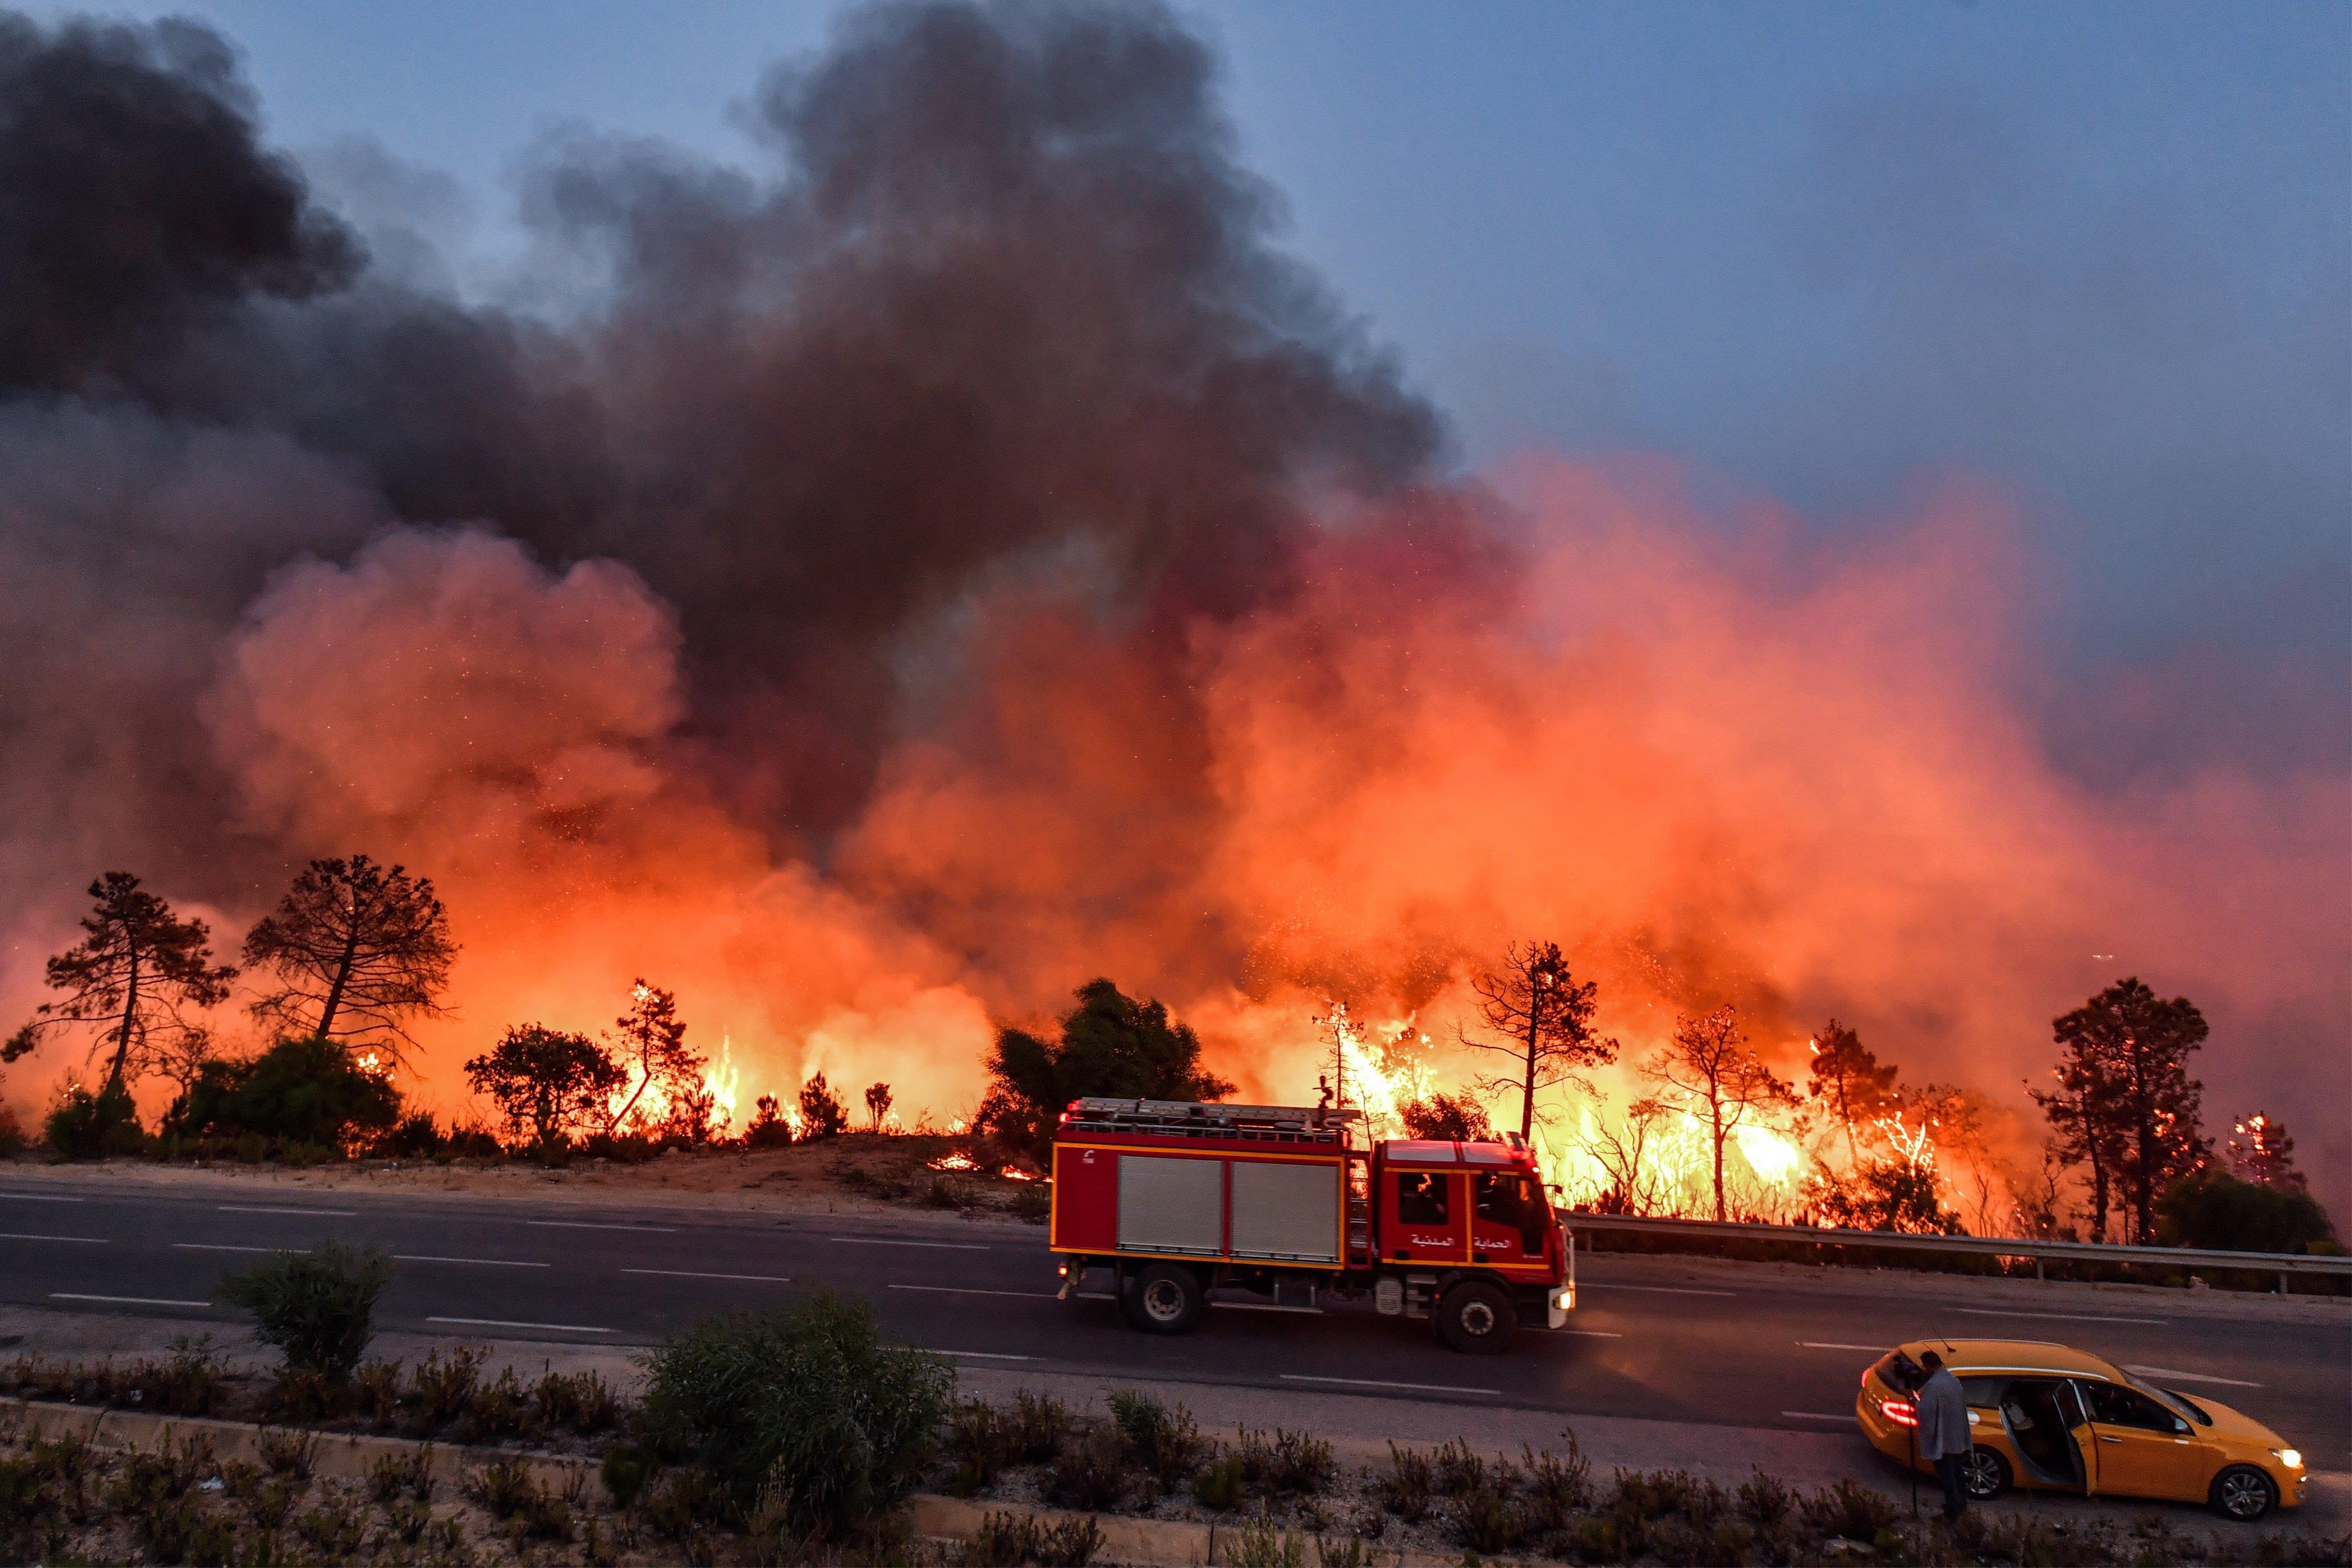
1914,1350,1971,1521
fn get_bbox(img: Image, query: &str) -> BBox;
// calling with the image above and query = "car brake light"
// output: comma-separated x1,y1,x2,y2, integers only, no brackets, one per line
1879,1398,1917,1427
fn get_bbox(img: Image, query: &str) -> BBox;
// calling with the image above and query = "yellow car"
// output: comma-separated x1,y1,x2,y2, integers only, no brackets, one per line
1855,1338,2305,1521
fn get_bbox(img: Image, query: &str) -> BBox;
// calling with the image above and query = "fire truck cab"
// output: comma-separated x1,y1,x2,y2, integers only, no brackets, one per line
1048,1097,1575,1353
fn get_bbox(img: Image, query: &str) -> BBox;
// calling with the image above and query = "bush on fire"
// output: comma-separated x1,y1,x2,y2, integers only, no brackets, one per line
641,1292,953,1542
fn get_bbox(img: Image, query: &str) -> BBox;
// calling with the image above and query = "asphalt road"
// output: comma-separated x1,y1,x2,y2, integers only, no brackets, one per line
3,1180,2344,1471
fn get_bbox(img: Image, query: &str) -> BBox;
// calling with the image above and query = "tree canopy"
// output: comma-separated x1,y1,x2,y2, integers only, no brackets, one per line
3,872,235,1095
465,1024,624,1147
2037,978,2210,1244
1804,1019,1897,1166
241,855,456,1063
976,978,1235,1163
1460,940,1616,1140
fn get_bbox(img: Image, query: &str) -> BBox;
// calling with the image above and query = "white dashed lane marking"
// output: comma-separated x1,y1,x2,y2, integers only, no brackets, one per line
1285,1374,1500,1396
428,1316,612,1334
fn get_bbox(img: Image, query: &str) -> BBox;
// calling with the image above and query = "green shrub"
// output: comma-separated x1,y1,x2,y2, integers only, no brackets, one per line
1225,1515,1307,1568
44,1082,146,1159
1107,1389,1205,1484
1194,1453,1247,1512
1375,1444,1433,1523
1010,1391,1075,1464
639,1291,951,1541
212,1241,392,1379
0,1103,27,1157
1799,1477,1899,1543
1047,1426,1134,1512
368,1446,434,1505
162,1036,403,1156
2158,1170,2337,1253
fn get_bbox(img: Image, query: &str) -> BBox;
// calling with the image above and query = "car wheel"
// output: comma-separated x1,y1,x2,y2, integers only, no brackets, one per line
2210,1465,2277,1522
1434,1279,1517,1354
1122,1263,1203,1334
1962,1445,2010,1500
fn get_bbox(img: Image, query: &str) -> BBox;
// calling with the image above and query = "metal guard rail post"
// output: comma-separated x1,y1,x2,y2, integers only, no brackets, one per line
1562,1211,2352,1293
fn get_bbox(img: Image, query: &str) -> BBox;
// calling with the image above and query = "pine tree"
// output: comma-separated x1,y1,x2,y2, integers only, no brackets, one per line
1805,1020,1898,1167
2043,978,2210,1245
1461,941,1617,1140
601,980,702,1135
4,873,235,1097
241,856,455,1063
2226,1112,2305,1192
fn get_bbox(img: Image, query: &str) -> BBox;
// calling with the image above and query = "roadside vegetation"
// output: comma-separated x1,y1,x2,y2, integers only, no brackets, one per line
9,1346,2347,1567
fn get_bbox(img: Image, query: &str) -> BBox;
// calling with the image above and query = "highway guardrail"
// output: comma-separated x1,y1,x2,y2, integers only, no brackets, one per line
1562,1211,2352,1292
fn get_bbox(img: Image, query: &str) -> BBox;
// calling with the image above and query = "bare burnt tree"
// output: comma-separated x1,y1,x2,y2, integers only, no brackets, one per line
602,979,701,1135
1642,1004,1796,1222
1460,941,1616,1140
240,855,456,1063
3,872,235,1096
1579,1095,1674,1215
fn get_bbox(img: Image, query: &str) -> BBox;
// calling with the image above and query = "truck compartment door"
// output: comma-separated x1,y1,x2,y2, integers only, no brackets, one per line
1229,1159,1343,1264
1117,1155,1224,1256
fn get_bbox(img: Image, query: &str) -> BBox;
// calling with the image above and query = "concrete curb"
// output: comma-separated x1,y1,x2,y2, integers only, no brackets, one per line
0,1396,594,1490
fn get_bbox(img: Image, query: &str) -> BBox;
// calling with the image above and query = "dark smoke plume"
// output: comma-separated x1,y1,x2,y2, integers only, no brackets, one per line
0,0,1437,826
0,12,357,393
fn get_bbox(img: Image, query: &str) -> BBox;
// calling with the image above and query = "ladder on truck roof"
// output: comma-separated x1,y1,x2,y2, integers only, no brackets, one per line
1066,1098,1361,1142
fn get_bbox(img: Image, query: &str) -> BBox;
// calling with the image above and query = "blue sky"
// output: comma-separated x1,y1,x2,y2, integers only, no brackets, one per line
29,0,2349,706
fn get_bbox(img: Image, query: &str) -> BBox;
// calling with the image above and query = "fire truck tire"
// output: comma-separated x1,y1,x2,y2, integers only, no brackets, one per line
1123,1264,1204,1334
1434,1280,1517,1353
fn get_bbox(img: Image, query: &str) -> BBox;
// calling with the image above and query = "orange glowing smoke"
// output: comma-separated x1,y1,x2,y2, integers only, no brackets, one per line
1,465,2341,1207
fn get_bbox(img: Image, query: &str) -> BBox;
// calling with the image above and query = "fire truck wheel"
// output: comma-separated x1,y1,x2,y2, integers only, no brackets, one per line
1123,1264,1204,1334
1434,1280,1517,1353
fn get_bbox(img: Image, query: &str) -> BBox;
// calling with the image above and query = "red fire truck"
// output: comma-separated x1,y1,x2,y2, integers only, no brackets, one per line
1048,1097,1575,1353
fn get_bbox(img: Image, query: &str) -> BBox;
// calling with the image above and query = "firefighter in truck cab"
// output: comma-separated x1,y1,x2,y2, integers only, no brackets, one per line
1047,1097,1576,1353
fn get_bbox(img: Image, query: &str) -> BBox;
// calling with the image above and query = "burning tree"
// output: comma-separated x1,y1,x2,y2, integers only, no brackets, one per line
864,1081,893,1130
1804,1020,1897,1167
1460,941,1616,1141
1578,1095,1676,1215
240,856,456,1064
1641,1005,1796,1222
600,980,702,1136
2036,978,2209,1245
465,1025,624,1148
3,873,236,1100
2226,1112,2305,1192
